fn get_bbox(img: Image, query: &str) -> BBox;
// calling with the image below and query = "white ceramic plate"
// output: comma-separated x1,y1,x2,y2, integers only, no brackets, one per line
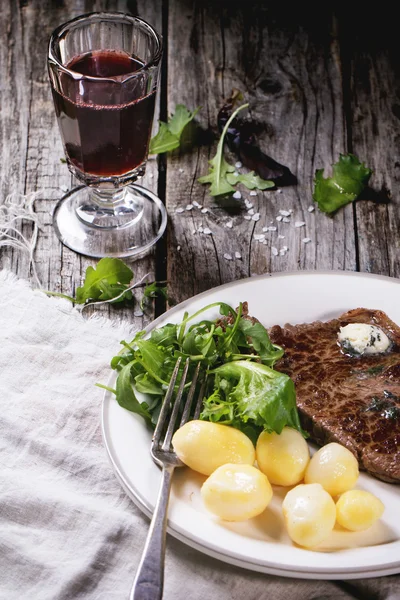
102,271,400,580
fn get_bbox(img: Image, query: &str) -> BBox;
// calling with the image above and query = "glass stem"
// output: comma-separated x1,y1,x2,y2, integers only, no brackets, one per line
90,187,127,211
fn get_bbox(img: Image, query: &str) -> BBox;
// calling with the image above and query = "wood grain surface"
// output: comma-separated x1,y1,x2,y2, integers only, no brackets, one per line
0,1,399,326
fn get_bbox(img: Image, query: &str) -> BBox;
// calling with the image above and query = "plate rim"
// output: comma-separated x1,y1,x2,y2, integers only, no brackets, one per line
101,270,400,579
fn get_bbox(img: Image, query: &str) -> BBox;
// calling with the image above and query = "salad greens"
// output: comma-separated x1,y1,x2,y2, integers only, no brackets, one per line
149,104,200,155
313,153,372,214
106,302,305,442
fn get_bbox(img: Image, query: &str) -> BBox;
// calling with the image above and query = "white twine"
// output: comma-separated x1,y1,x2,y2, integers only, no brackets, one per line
0,190,41,286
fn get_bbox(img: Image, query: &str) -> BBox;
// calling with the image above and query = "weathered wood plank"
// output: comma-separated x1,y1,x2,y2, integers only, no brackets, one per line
165,3,356,307
0,0,163,327
344,13,400,278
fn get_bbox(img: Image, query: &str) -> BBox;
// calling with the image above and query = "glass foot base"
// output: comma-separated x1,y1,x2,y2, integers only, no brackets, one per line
53,184,167,259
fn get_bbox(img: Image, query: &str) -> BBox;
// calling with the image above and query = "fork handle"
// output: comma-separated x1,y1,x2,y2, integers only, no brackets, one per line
130,465,175,600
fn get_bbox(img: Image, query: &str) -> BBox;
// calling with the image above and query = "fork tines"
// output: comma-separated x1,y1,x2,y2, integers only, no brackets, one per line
152,358,205,453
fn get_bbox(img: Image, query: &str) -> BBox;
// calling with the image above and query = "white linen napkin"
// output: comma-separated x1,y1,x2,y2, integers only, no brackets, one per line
0,270,398,600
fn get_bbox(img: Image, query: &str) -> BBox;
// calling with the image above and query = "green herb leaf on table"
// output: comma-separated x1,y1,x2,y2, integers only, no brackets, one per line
313,153,372,215
75,257,133,304
149,104,200,155
198,103,273,196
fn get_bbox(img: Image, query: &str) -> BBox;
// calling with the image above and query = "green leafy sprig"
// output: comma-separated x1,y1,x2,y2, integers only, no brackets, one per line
41,257,166,308
198,103,274,196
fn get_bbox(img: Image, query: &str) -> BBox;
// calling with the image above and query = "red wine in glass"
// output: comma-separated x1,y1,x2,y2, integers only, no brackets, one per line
52,50,156,178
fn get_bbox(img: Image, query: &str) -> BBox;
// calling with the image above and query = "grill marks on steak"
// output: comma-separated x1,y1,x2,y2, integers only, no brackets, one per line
269,308,400,484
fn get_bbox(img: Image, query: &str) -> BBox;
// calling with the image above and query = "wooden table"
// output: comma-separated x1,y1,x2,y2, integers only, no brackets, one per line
1,3,400,595
1,2,399,327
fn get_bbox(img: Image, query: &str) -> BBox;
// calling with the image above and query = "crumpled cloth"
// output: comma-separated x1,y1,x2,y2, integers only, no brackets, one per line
0,270,399,600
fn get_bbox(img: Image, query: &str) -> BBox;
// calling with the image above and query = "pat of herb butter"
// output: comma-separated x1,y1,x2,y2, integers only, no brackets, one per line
338,323,391,356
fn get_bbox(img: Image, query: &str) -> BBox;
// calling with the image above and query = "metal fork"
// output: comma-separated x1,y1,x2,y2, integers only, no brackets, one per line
130,357,205,600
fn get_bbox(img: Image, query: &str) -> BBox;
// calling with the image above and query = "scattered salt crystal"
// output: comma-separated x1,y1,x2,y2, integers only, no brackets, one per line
225,220,233,229
223,253,233,260
148,173,154,179
233,191,242,199
278,234,285,239
276,215,283,222
177,245,181,251
60,185,68,193
201,208,209,214
235,251,242,259
203,227,212,235
263,240,268,245
245,201,253,209
282,217,290,223
193,200,201,208
252,213,260,221
248,208,255,216
302,237,312,244
254,234,265,241
235,161,243,169
283,246,288,251
271,246,279,256
192,229,196,234
176,207,184,213
134,309,144,317
244,215,252,220
262,226,269,232
186,204,193,210
249,191,257,196
179,168,184,173
268,226,277,232
279,210,291,216
308,205,315,212
294,221,306,228
197,226,204,233
279,249,286,256
233,172,239,177
277,189,282,194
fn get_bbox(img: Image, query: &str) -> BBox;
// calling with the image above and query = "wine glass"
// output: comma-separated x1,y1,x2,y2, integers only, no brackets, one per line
47,12,167,258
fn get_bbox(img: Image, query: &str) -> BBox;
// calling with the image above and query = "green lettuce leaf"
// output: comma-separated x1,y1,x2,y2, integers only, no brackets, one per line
202,360,304,438
313,153,372,215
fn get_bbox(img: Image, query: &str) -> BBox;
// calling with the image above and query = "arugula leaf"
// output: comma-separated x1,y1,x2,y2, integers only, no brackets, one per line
198,103,274,196
238,320,284,366
115,361,152,424
198,104,249,196
226,171,274,191
75,258,133,304
149,104,200,154
313,153,372,215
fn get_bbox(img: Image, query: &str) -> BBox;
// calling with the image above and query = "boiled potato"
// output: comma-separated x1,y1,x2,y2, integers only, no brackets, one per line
304,442,359,496
282,483,336,548
172,420,255,476
201,463,273,521
256,427,310,486
336,490,384,531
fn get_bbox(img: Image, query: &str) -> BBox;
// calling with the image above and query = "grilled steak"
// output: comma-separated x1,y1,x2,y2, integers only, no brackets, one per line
269,308,400,483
